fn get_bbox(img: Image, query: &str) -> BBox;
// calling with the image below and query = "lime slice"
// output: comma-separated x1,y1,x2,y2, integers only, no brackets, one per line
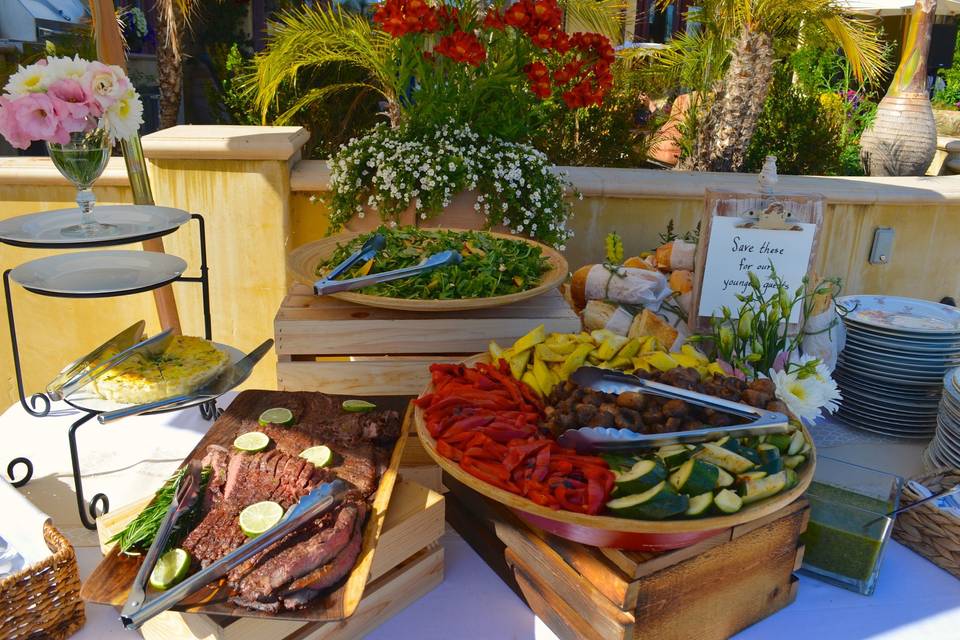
342,399,377,413
233,431,270,453
258,407,295,427
148,548,191,590
299,445,334,468
239,501,284,538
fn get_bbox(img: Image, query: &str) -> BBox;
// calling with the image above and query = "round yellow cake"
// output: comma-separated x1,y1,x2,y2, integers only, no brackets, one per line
95,335,229,404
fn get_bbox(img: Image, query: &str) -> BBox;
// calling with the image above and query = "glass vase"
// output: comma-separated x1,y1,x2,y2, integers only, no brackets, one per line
46,125,114,238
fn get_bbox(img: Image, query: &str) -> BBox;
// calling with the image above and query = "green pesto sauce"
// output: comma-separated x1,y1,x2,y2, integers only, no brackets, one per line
800,482,894,582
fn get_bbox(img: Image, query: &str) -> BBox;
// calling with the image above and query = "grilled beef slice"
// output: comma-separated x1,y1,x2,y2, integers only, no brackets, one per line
234,502,361,602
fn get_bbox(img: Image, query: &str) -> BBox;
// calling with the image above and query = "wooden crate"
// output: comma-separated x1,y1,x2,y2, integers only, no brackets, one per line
274,284,580,396
444,473,808,640
95,479,445,640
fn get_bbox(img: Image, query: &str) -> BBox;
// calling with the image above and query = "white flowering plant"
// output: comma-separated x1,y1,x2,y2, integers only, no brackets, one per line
327,121,575,247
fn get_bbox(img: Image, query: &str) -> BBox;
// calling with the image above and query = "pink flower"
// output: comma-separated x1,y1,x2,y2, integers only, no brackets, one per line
12,94,68,145
47,78,93,133
83,61,129,112
0,97,31,149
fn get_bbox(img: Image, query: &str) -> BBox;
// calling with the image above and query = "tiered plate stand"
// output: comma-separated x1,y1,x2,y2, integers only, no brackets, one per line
0,205,216,528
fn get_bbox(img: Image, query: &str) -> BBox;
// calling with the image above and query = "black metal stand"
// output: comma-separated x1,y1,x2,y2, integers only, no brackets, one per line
3,214,216,529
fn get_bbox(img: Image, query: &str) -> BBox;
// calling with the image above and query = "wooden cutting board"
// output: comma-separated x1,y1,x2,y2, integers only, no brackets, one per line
80,390,411,622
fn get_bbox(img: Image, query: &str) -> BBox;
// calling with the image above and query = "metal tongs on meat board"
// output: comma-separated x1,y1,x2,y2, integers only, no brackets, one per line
120,478,350,630
556,367,791,453
313,232,463,296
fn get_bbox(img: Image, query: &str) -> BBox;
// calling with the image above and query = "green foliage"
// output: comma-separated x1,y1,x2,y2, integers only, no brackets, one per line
933,33,960,109
605,231,624,265
744,67,844,175
532,59,666,167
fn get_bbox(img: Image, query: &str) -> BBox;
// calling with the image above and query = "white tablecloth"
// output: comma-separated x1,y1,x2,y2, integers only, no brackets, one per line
3,397,959,640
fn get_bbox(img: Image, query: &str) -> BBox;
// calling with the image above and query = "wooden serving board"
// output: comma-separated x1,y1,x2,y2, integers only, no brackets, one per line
414,355,816,549
286,230,569,312
81,390,411,622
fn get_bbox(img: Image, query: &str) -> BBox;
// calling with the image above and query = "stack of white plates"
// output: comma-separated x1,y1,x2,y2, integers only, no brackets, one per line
929,369,960,466
834,295,960,439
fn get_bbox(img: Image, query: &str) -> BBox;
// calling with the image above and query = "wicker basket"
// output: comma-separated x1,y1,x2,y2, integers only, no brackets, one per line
892,469,960,579
0,521,85,639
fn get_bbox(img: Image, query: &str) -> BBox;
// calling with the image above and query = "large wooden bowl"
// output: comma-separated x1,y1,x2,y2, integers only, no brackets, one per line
288,230,568,312
415,355,816,551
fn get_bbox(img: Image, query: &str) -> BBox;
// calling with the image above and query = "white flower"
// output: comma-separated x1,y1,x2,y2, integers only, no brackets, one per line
84,62,130,112
769,356,841,424
796,354,842,414
45,55,88,81
5,62,49,94
102,87,143,141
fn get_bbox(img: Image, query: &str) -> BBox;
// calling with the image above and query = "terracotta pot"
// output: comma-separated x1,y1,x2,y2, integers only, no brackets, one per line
344,190,509,234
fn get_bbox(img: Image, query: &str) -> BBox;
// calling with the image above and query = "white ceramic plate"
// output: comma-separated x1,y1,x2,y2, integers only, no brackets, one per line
841,342,960,366
64,342,245,414
838,385,941,411
835,413,936,439
839,295,960,335
9,250,187,297
845,333,960,354
835,359,946,385
0,205,191,248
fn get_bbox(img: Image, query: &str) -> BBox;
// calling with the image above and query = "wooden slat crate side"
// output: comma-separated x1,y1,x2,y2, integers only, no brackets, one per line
274,287,580,358
509,550,612,640
493,519,636,639
630,505,807,640
277,358,462,395
368,482,445,583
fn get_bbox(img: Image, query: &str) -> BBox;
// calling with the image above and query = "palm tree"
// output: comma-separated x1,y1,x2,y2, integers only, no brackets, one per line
154,0,198,129
652,0,887,172
859,0,938,175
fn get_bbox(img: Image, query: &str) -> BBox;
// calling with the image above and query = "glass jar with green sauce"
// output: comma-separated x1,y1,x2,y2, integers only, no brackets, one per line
800,456,903,595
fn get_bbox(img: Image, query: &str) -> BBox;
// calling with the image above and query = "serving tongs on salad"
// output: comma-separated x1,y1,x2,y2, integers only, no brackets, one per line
46,321,174,401
313,232,463,296
120,478,350,630
556,366,791,452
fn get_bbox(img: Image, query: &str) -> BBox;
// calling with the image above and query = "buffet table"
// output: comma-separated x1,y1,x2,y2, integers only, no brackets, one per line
5,397,960,640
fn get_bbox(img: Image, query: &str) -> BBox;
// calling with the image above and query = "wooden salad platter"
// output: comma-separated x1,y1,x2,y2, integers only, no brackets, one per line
287,229,569,312
414,355,816,551
81,390,411,622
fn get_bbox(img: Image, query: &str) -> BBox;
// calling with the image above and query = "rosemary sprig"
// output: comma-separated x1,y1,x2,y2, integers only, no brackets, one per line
108,466,210,555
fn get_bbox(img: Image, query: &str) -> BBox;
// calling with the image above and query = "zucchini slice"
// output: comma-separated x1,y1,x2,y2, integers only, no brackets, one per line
685,492,714,517
787,430,806,456
738,470,768,483
606,481,690,520
669,459,720,495
695,443,756,474
765,433,792,452
740,470,789,504
722,439,761,464
757,443,781,462
613,457,667,496
714,489,743,514
783,454,806,469
716,467,735,488
758,457,784,475
658,445,694,469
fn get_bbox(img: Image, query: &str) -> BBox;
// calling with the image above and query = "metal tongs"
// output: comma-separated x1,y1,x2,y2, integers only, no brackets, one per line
556,367,791,452
313,233,462,296
121,461,202,624
120,478,350,630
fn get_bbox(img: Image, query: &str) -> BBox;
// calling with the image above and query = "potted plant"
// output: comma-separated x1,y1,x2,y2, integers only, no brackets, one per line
254,0,616,248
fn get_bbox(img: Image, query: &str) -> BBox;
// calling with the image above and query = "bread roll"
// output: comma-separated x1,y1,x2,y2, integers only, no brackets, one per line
570,264,670,311
582,300,616,331
655,240,696,272
668,270,693,294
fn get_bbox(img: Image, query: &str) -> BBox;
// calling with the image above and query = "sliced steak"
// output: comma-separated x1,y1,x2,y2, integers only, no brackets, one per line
284,504,367,593
235,503,360,602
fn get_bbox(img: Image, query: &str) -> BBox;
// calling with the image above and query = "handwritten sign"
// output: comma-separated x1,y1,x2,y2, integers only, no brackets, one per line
698,216,816,323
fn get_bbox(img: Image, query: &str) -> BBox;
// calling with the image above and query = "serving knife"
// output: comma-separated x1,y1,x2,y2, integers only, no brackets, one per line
120,479,350,630
121,461,202,623
555,366,791,452
97,338,274,423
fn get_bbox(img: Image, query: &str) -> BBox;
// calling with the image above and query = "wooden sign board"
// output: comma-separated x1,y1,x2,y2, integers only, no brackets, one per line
689,189,824,331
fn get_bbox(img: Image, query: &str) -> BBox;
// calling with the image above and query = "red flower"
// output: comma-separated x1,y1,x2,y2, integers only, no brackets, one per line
483,7,505,30
530,79,552,99
434,31,487,66
504,1,531,27
551,31,571,54
373,0,441,36
531,0,562,28
531,27,555,49
524,61,549,81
